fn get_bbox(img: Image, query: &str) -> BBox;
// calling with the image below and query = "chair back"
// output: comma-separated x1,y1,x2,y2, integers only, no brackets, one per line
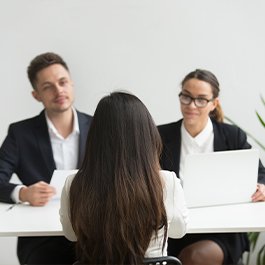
143,256,182,265
73,255,182,265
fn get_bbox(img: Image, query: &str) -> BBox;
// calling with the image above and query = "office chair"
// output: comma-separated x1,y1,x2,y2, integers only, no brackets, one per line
73,256,182,265
143,256,182,265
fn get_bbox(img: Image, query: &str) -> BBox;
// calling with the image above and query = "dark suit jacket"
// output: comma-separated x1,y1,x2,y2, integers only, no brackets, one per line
0,109,92,264
158,119,265,262
158,119,265,184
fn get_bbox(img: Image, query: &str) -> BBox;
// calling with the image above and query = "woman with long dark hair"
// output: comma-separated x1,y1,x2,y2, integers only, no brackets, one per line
158,69,265,265
60,91,188,265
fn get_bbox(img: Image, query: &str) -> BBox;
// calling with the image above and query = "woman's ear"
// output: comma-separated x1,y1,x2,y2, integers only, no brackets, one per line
211,97,219,111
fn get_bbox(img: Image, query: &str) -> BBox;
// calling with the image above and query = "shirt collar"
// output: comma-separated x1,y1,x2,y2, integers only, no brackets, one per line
45,107,80,139
181,117,213,147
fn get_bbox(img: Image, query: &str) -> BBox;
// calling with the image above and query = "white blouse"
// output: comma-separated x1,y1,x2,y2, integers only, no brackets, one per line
179,118,214,183
59,170,189,257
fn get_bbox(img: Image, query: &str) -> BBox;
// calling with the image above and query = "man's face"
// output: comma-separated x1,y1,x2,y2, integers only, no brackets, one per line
32,64,74,116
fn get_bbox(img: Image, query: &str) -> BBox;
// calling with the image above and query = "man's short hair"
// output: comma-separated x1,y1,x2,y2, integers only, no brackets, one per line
27,52,69,90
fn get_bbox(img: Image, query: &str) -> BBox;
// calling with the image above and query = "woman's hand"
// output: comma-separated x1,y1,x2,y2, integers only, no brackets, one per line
251,184,265,202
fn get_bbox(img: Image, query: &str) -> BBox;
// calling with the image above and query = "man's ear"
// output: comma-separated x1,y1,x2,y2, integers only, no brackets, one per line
32,90,41,102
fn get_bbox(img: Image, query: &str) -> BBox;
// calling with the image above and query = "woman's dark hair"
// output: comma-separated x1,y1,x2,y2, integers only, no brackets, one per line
69,91,167,264
181,69,224,122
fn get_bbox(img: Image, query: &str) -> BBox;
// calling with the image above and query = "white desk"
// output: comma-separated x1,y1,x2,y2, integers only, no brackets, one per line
188,202,265,233
0,200,62,237
1,201,265,236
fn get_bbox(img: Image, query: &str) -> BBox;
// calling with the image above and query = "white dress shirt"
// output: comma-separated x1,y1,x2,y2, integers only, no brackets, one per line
179,118,214,183
11,108,80,203
46,108,80,170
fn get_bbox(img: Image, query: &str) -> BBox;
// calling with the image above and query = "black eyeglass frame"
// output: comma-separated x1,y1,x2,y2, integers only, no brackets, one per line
178,92,215,108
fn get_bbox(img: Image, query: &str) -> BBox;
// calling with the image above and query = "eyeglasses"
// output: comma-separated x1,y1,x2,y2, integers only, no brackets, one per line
178,92,214,108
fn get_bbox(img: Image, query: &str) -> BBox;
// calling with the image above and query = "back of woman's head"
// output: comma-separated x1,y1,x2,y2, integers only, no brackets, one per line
181,69,224,122
70,91,167,264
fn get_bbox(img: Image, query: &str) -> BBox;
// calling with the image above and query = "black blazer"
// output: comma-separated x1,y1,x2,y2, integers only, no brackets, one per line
0,109,92,203
158,119,265,184
0,109,92,264
158,119,265,262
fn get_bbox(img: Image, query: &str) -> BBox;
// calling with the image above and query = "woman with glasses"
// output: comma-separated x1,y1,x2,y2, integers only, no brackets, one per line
158,69,265,265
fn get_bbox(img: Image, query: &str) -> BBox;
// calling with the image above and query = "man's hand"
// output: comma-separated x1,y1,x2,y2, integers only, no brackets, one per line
251,184,265,202
19,181,56,206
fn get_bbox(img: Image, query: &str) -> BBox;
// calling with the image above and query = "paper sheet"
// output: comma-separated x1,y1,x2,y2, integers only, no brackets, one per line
50,169,78,199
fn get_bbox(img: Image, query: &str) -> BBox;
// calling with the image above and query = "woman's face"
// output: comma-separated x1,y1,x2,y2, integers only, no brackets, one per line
180,78,218,133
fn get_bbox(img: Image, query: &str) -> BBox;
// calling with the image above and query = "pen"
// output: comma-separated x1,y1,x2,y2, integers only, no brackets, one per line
6,204,16,211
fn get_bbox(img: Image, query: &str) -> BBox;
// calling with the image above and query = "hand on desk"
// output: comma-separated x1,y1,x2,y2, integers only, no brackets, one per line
19,181,56,206
251,184,265,202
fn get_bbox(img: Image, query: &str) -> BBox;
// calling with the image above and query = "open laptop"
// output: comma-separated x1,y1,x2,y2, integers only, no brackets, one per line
182,149,259,208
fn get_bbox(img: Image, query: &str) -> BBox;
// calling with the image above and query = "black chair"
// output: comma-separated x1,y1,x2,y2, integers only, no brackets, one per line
73,256,182,265
143,256,182,265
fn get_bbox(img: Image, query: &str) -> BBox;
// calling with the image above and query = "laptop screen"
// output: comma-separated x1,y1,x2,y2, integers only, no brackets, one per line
182,149,259,208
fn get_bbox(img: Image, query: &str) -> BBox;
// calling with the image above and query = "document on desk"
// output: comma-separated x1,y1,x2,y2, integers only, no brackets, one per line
50,169,78,200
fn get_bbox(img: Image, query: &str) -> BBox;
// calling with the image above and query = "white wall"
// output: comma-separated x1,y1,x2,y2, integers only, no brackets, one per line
1,1,265,264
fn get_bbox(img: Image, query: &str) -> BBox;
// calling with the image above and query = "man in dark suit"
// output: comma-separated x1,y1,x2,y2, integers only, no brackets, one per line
0,52,92,264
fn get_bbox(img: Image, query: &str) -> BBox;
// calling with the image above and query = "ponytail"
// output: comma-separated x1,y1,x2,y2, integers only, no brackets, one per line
210,101,224,123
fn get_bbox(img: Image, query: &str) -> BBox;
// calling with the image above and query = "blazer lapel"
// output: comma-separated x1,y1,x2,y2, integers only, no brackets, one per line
34,111,56,177
77,111,91,168
168,121,182,175
213,120,228,151
161,121,182,176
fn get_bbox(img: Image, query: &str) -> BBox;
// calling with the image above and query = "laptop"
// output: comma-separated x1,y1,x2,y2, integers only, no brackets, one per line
182,149,259,208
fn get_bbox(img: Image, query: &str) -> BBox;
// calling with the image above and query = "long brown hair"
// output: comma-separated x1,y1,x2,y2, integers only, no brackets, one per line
70,92,167,264
181,69,224,122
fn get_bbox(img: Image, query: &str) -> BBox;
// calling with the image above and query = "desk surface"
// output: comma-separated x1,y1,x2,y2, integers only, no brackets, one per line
1,201,265,236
